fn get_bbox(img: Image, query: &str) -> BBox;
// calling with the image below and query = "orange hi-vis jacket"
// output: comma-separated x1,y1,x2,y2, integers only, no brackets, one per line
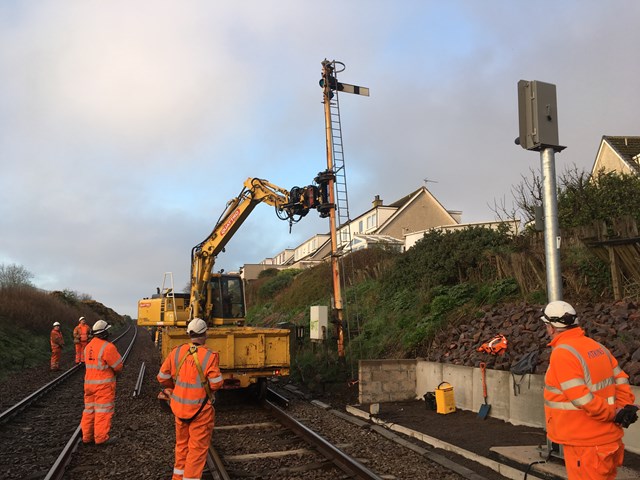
157,343,223,420
50,328,64,349
84,337,123,386
544,327,635,446
74,323,91,343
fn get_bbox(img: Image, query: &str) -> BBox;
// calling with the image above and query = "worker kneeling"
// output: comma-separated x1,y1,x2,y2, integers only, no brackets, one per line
158,318,223,480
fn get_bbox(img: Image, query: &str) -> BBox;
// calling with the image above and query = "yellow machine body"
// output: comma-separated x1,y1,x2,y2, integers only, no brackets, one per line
435,382,456,415
161,326,290,388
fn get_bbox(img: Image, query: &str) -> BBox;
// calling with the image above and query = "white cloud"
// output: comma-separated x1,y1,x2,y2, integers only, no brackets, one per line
1,1,640,316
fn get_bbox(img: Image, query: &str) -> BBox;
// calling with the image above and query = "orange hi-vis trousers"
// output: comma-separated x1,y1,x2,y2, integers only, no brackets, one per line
563,441,625,480
75,341,88,363
50,346,62,370
81,382,116,444
172,406,214,480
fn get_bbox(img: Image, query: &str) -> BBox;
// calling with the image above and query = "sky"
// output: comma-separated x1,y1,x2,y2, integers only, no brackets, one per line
2,1,640,318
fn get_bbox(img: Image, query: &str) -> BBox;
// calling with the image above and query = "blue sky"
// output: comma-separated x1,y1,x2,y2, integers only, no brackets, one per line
1,1,639,317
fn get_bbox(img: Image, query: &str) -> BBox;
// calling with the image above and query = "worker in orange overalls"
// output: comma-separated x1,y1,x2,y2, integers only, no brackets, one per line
81,320,123,445
50,321,64,371
73,316,91,364
542,300,638,480
157,318,223,480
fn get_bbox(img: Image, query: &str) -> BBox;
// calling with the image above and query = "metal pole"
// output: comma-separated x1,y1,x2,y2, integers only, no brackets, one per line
321,60,345,357
540,147,563,301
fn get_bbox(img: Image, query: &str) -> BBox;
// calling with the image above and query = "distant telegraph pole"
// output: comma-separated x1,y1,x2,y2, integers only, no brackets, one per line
516,80,566,302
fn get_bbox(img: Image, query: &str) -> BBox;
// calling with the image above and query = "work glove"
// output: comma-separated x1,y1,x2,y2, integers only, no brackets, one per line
614,405,639,428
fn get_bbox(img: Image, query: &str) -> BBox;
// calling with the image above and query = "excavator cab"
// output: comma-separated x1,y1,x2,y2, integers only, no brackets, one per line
207,273,246,326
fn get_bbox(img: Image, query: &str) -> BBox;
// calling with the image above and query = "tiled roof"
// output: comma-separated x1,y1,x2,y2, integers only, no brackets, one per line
388,188,422,208
603,136,640,175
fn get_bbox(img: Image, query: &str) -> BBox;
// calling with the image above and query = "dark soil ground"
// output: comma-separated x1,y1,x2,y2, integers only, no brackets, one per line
370,400,640,476
303,380,640,478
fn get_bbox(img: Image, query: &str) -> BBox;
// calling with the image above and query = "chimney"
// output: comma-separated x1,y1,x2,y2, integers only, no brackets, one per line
372,195,383,208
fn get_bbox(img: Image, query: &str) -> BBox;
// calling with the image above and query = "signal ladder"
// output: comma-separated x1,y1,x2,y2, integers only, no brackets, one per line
326,64,351,246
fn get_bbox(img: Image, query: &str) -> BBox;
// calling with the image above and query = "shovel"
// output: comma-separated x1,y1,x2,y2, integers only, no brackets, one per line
478,362,491,420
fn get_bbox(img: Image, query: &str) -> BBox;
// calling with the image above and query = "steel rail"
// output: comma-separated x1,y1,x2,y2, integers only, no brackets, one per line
263,399,384,480
133,361,146,397
206,444,231,480
0,364,82,423
266,386,290,408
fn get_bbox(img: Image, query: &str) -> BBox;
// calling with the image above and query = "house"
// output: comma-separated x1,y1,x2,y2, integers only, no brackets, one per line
241,186,462,279
591,136,640,177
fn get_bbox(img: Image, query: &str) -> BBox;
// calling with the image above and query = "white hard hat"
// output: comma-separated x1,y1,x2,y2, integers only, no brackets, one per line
53,322,61,327
541,301,578,328
92,319,111,334
79,316,86,322
187,318,208,336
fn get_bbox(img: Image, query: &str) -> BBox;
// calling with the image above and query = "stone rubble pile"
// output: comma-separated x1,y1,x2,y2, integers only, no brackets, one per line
427,300,640,385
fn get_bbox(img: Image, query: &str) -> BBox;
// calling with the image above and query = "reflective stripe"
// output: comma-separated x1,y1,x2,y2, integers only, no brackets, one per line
176,379,205,389
86,364,113,371
608,396,615,405
593,377,615,391
111,357,123,369
158,371,171,380
616,377,629,385
545,385,563,394
210,375,223,384
95,406,114,413
545,399,579,410
173,467,184,474
170,393,207,405
83,408,95,413
613,366,622,375
571,392,594,407
95,401,114,408
560,378,585,390
84,377,116,384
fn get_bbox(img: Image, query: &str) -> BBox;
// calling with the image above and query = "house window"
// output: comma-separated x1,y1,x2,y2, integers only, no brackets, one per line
367,213,377,229
358,220,363,233
341,230,349,243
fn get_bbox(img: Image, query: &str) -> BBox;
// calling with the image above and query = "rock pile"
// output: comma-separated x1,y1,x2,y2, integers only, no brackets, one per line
427,300,640,385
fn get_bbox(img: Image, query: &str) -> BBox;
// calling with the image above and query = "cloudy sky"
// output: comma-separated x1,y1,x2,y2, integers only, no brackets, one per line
1,1,639,317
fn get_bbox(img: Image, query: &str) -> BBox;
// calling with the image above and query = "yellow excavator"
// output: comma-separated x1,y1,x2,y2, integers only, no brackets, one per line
137,175,332,395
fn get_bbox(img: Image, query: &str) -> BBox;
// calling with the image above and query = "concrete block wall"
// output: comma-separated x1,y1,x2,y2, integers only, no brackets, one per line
358,359,417,404
359,359,640,454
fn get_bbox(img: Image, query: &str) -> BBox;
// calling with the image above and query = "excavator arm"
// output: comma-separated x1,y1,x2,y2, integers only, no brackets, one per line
189,176,331,321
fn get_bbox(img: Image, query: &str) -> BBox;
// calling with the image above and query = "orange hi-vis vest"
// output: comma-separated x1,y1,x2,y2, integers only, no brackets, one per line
157,343,223,421
84,337,123,386
544,327,635,446
74,323,91,343
50,328,64,349
477,334,507,355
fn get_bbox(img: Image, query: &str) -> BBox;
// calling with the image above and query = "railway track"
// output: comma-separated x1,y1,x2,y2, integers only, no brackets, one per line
0,324,135,480
208,390,384,479
0,327,502,479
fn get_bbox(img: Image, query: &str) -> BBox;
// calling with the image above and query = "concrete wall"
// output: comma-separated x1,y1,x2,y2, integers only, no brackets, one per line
359,359,640,454
358,359,417,404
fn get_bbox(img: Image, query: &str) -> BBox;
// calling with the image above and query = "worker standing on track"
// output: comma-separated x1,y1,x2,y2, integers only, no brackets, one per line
50,321,64,371
73,316,91,364
542,300,638,480
157,318,223,480
81,319,123,445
